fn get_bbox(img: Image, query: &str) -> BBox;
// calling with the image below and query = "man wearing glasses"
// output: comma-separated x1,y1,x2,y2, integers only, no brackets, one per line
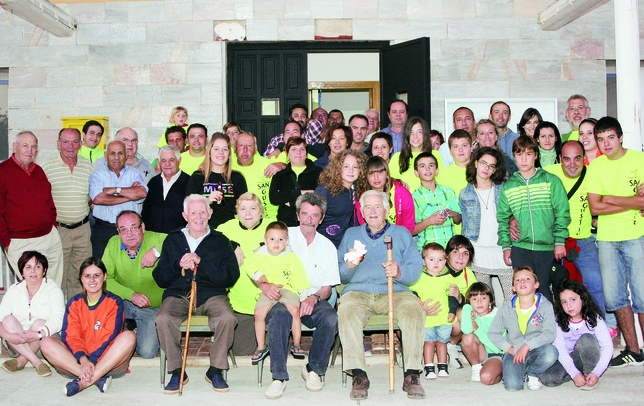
89,139,148,258
94,127,155,184
102,210,166,358
562,94,592,142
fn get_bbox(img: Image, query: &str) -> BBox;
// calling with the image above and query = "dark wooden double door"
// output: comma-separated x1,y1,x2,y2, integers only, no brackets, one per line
227,38,431,153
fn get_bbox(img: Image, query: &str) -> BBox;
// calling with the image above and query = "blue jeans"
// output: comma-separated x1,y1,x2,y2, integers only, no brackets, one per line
266,303,293,381
301,300,338,377
572,235,606,315
266,301,338,380
124,300,160,359
502,344,558,391
598,237,644,313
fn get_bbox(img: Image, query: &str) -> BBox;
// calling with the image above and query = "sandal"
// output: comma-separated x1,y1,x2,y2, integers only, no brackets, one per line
251,347,270,365
290,345,306,360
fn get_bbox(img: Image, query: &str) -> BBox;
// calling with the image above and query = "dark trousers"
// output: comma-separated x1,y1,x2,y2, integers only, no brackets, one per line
540,334,601,387
511,246,556,302
91,218,117,259
266,300,338,380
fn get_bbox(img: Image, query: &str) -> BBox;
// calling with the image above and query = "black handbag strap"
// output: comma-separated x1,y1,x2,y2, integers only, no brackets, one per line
567,166,586,200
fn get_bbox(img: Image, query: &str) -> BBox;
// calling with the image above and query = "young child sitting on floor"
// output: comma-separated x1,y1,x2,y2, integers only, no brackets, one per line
488,266,558,391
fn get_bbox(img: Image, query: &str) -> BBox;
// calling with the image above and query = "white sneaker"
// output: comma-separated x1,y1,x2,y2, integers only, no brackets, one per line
471,364,482,382
364,350,373,357
424,365,437,380
527,376,542,391
301,365,322,392
437,363,449,378
447,343,463,369
265,380,287,399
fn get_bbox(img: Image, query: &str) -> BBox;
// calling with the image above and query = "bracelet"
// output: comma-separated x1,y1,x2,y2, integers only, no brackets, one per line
37,330,42,341
313,294,321,303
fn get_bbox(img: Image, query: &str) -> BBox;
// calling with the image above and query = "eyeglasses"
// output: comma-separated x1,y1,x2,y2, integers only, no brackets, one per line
478,160,497,170
567,106,587,112
120,138,138,144
118,225,141,234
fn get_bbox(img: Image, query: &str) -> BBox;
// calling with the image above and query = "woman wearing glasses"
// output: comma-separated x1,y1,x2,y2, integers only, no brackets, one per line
459,147,513,302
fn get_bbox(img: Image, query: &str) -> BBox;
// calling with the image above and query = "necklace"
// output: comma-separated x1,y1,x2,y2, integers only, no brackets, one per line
475,186,493,210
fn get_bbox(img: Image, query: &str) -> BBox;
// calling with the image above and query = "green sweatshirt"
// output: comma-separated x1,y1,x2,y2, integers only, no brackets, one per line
497,168,570,251
104,231,167,308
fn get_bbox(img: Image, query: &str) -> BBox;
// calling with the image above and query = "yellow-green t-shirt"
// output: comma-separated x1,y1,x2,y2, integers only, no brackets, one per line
515,296,537,335
586,150,644,241
179,151,206,175
409,271,453,328
438,164,467,234
389,151,443,195
232,156,279,220
245,250,309,297
216,219,269,315
544,164,591,239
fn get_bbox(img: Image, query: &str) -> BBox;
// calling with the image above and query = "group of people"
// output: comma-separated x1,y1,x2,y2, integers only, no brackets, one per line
0,95,642,400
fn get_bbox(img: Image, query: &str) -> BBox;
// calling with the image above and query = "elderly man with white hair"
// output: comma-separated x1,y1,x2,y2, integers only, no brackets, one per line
337,190,425,400
153,194,239,395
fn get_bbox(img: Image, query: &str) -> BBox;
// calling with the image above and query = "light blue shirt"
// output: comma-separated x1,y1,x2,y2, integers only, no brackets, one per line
498,128,519,158
381,124,404,154
89,165,147,223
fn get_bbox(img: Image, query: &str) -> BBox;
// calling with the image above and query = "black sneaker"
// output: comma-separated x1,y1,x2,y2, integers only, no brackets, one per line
609,346,644,368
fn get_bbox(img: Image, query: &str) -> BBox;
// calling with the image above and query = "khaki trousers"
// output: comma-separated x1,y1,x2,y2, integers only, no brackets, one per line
338,290,425,372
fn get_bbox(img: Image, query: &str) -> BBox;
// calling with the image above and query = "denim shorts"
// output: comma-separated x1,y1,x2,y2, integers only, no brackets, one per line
424,324,452,343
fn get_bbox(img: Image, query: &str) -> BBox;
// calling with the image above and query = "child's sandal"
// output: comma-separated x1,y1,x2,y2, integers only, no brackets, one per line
290,345,306,359
251,347,270,364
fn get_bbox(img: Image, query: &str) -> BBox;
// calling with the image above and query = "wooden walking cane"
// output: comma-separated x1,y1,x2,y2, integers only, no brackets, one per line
179,265,198,396
384,235,394,394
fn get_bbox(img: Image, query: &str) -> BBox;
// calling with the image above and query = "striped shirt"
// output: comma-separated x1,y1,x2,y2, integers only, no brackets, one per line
42,154,94,223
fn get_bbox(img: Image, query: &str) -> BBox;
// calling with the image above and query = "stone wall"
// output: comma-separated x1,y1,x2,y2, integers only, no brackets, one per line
0,0,635,161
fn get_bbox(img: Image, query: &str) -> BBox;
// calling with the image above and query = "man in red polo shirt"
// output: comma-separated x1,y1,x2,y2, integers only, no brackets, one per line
0,131,63,286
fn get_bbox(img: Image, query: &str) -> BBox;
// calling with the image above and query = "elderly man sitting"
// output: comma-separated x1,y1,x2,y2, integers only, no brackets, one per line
337,190,425,400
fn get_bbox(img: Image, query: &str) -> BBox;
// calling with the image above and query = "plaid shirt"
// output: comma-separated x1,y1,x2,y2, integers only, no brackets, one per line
413,183,461,250
263,118,324,157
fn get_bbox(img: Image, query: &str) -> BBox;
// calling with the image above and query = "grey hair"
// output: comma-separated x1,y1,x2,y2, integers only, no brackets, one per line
295,193,328,217
15,131,37,143
158,145,181,161
106,139,126,150
183,194,210,213
567,94,589,106
359,190,390,212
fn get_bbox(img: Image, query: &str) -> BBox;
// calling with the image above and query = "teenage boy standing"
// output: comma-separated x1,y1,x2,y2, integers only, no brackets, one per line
586,116,644,367
497,136,570,302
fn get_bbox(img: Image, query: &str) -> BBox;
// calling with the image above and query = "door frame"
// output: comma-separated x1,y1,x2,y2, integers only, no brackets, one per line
226,40,390,122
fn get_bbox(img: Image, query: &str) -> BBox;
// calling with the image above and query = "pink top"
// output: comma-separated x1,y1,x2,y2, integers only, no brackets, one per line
355,179,415,234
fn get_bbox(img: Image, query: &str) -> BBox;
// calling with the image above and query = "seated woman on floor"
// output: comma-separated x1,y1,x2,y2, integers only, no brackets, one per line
41,257,136,397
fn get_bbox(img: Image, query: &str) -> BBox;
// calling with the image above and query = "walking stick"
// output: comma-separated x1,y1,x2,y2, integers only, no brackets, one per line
179,265,198,396
384,235,394,394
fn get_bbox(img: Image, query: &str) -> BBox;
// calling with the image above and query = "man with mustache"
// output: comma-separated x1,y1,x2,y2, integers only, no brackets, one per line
562,95,591,142
262,193,340,399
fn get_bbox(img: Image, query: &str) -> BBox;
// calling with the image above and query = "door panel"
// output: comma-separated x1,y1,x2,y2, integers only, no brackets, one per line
228,47,307,153
380,37,431,127
228,41,392,153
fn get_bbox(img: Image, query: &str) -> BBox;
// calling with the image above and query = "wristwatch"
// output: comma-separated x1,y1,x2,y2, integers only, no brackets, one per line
312,294,321,303
114,187,122,197
152,247,161,258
